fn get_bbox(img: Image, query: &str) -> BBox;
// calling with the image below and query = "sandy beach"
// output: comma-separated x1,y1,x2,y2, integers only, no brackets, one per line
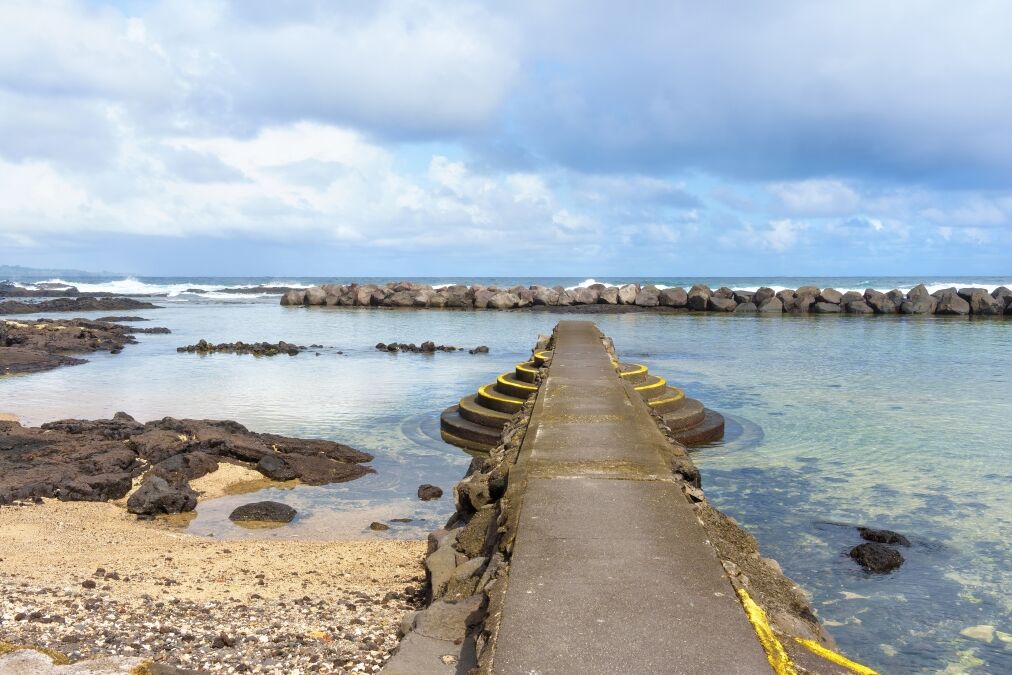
0,463,427,673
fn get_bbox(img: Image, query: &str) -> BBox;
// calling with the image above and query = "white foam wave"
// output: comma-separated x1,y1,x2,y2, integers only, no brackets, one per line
11,277,310,297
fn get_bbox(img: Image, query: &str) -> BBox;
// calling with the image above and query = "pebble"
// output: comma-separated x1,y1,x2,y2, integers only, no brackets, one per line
0,580,420,673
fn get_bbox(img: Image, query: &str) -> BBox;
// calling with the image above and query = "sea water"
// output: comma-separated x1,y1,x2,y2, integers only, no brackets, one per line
2,282,1010,673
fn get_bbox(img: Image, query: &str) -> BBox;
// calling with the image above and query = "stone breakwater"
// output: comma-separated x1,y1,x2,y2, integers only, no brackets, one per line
282,282,1012,316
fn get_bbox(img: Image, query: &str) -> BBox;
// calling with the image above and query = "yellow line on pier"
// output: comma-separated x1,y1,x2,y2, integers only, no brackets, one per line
620,364,648,377
736,589,796,675
478,384,524,405
794,638,878,675
647,389,685,407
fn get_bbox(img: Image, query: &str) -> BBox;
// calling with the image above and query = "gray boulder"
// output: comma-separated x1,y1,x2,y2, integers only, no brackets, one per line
473,289,494,309
864,290,896,314
707,297,736,312
488,292,519,310
598,287,619,304
840,291,864,305
812,302,842,314
900,296,936,314
573,287,599,305
934,291,971,315
752,287,775,306
757,297,783,313
818,288,843,304
846,300,874,314
386,290,416,307
733,302,758,313
304,286,327,306
634,289,659,307
687,285,711,311
906,284,931,300
617,284,639,304
658,287,687,307
965,289,1003,315
532,287,560,306
732,291,754,304
280,289,307,306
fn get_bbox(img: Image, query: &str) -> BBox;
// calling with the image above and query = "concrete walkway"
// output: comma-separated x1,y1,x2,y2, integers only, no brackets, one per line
492,321,771,674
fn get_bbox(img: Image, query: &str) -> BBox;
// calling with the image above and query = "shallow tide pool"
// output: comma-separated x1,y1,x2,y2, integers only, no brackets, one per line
2,302,1009,673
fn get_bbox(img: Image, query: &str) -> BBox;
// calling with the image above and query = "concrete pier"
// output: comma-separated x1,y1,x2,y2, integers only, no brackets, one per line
490,321,770,674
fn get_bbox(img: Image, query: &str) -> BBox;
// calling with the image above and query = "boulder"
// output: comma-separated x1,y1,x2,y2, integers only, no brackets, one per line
796,285,820,297
558,290,577,306
934,290,971,315
707,297,736,312
473,289,495,309
229,501,297,523
617,284,639,305
849,542,904,573
304,286,327,306
126,476,197,515
906,284,931,300
811,302,842,314
517,289,534,308
992,286,1011,301
757,297,783,313
488,292,519,310
858,527,910,546
713,287,735,299
418,484,444,501
443,285,472,308
753,287,776,306
864,290,896,314
733,302,758,313
818,288,843,304
150,451,218,484
965,288,1004,315
840,291,864,305
386,290,416,308
658,287,687,307
280,289,307,306
531,287,560,306
572,287,599,305
687,285,711,311
784,293,815,313
886,289,905,306
598,287,619,304
900,296,936,314
732,291,754,304
846,300,875,314
634,289,659,307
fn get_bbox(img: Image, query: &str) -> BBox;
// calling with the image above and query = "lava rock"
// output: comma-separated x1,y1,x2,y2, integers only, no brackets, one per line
858,527,910,546
126,476,198,516
228,501,297,523
369,522,390,531
849,542,904,573
418,484,443,501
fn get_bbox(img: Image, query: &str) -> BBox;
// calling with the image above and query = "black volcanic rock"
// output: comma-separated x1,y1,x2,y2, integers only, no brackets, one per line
849,542,904,573
229,501,297,523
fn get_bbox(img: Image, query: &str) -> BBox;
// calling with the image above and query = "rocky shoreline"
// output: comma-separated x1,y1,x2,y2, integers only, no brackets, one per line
282,281,1011,316
1,318,170,376
0,414,374,509
0,297,160,315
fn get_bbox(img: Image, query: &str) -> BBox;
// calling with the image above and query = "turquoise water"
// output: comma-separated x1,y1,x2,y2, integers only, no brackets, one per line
2,300,1010,673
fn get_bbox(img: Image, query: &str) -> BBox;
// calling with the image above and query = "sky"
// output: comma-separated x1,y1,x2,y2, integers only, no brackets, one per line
1,0,1011,277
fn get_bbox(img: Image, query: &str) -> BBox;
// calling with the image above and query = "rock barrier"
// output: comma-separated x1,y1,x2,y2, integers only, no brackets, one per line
282,282,1011,316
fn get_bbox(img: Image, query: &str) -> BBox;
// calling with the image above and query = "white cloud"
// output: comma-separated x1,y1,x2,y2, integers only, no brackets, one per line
769,179,860,216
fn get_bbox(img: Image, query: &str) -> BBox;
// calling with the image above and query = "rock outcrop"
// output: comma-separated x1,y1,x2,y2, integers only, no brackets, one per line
0,414,374,511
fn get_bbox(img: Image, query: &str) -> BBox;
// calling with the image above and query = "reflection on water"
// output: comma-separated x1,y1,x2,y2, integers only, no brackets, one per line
1,302,1010,673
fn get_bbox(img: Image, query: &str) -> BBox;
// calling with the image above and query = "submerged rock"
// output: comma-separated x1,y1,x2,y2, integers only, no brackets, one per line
229,501,297,523
858,527,910,546
176,340,301,356
849,542,904,573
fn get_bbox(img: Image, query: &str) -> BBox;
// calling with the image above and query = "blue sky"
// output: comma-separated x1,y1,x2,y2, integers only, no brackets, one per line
1,0,1011,276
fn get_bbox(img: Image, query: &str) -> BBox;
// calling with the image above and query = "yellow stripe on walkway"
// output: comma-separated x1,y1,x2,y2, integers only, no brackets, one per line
498,374,538,391
737,589,796,675
795,638,878,675
634,377,666,391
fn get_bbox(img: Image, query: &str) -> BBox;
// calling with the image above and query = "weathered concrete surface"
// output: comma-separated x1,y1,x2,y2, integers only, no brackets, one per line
491,321,769,674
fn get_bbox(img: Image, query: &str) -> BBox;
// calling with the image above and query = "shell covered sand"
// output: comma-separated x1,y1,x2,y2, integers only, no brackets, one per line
0,464,427,673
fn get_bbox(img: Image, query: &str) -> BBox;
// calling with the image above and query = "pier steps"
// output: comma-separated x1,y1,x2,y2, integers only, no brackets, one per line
441,350,724,453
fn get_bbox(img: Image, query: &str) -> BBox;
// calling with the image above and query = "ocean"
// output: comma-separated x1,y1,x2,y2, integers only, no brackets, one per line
2,275,1010,673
